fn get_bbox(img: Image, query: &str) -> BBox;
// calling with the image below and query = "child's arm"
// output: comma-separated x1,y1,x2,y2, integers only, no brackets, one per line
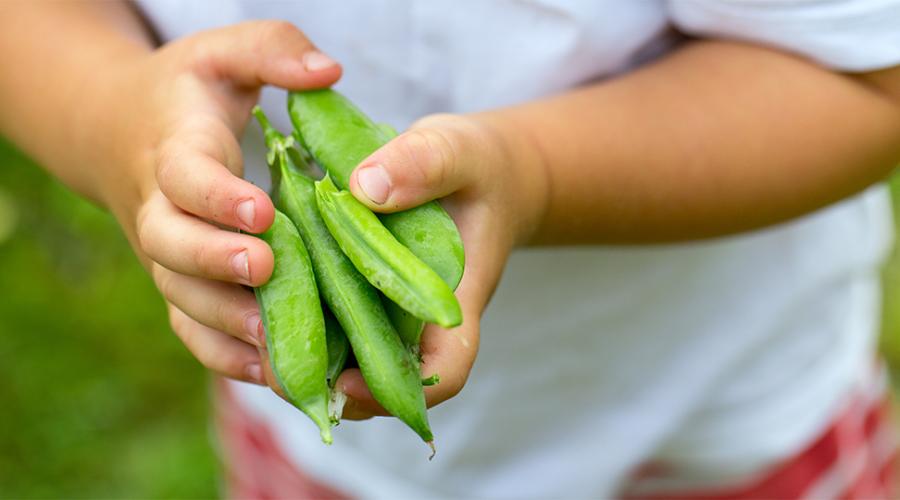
352,41,900,244
498,41,900,244
0,2,342,390
338,41,900,417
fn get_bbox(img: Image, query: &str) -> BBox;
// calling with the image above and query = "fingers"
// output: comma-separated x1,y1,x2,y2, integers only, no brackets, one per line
152,264,264,347
337,292,482,418
410,202,511,408
156,142,274,233
348,114,489,212
335,368,386,420
335,200,507,420
168,304,265,385
336,306,480,419
196,20,341,90
418,313,480,407
258,347,289,400
137,191,274,286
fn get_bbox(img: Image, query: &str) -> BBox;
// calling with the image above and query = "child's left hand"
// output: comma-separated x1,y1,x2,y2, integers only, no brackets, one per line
333,113,549,419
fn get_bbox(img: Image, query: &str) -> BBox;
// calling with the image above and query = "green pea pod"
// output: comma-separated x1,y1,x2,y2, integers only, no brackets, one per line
380,199,467,345
253,210,332,444
383,296,425,348
287,89,465,289
373,124,464,345
376,122,399,140
289,90,464,345
253,107,433,444
315,175,462,328
323,307,349,389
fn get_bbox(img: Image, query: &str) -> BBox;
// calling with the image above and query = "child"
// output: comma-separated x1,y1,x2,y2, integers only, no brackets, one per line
1,1,899,497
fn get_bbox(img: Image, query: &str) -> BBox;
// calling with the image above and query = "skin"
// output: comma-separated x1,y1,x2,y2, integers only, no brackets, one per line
0,2,340,392
1,2,899,421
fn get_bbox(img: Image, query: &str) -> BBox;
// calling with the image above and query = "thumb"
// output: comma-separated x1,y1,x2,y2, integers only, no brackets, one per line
348,115,482,212
195,20,341,89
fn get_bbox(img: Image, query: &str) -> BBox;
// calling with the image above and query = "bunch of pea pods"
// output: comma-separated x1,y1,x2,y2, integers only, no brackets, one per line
251,90,464,453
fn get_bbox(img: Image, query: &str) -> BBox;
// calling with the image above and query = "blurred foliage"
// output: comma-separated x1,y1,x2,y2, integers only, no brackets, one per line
0,137,217,498
0,136,898,498
881,177,900,384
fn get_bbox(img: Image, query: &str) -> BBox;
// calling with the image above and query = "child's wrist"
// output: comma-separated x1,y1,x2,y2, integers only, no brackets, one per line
81,58,158,221
472,111,551,246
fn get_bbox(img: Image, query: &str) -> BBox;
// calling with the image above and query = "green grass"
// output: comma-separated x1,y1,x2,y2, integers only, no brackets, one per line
880,177,900,383
0,137,218,498
0,136,897,497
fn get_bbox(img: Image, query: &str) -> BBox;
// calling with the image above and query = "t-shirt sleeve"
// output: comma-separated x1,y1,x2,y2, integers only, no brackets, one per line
667,0,900,71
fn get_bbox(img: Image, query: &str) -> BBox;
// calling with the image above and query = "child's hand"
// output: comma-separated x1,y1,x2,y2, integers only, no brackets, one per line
93,21,340,387
334,113,549,418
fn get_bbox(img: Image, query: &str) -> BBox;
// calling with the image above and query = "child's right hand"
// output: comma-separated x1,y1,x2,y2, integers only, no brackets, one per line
92,21,341,386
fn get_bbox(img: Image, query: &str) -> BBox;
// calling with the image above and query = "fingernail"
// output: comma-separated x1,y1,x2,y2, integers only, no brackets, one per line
245,363,263,384
357,165,391,205
231,250,250,282
257,320,266,345
236,199,255,229
303,51,337,72
245,312,262,347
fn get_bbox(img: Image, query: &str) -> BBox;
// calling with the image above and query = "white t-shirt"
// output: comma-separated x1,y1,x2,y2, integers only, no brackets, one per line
135,1,900,497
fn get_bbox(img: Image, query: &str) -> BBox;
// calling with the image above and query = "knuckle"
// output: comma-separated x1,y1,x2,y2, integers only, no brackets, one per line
402,128,457,189
203,345,242,378
194,348,216,372
258,20,306,48
152,264,174,300
191,240,215,276
265,20,298,36
155,146,183,193
176,323,216,370
135,203,155,255
219,297,244,336
167,306,186,338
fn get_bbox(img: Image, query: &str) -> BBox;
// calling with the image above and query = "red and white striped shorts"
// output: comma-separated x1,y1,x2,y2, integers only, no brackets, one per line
215,373,898,499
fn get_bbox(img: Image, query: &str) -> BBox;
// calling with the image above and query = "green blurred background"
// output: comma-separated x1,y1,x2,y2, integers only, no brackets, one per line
0,136,898,498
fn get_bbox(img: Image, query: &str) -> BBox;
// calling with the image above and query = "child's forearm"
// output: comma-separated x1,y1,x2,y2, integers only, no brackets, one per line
493,41,900,244
0,1,154,204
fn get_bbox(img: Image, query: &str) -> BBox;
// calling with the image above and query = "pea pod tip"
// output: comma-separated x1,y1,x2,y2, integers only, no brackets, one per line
435,306,463,329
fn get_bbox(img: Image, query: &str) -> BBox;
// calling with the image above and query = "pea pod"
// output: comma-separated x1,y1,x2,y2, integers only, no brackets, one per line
381,200,465,345
374,125,465,346
383,297,425,349
253,107,433,444
287,89,465,289
323,307,349,389
253,210,332,444
372,124,465,288
315,175,462,328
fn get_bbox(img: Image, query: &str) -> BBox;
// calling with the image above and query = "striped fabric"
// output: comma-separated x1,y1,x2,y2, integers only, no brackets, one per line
215,374,896,500
623,368,898,500
215,380,348,500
